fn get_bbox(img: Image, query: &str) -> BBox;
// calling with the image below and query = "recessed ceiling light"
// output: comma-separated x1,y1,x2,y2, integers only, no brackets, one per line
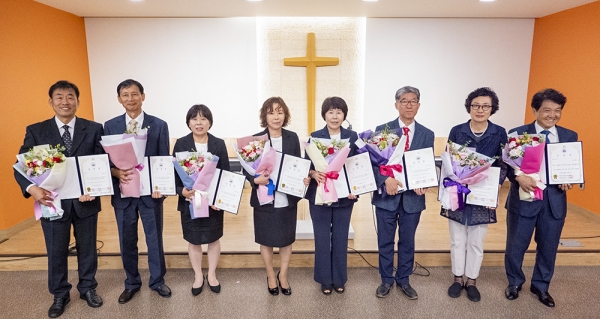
480,0,495,2
247,0,263,2
363,0,378,2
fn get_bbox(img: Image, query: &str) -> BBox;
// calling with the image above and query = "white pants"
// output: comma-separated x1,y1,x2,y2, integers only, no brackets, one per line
449,220,488,279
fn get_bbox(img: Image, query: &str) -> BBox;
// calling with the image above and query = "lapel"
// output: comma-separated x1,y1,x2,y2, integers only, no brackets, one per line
70,117,87,155
206,132,219,153
314,126,330,139
526,122,537,135
141,112,153,131
410,121,425,151
387,118,400,130
44,118,65,148
113,114,127,133
181,133,196,152
281,129,293,154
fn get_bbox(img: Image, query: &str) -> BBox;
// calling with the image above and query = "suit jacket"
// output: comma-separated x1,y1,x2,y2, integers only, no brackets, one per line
14,117,104,219
244,128,302,212
173,132,230,212
304,125,359,207
371,118,435,213
103,112,170,209
505,122,578,220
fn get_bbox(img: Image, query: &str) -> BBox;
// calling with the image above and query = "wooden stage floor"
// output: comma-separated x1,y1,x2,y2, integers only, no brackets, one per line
1,184,600,270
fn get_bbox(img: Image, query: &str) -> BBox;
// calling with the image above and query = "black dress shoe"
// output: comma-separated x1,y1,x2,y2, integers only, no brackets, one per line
505,285,521,300
277,272,291,296
466,285,481,302
118,288,140,304
321,284,333,295
154,284,172,298
400,284,418,300
192,279,204,296
333,284,345,294
48,297,70,318
267,277,279,296
80,289,103,308
376,283,392,298
530,285,555,307
448,282,464,298
207,276,221,293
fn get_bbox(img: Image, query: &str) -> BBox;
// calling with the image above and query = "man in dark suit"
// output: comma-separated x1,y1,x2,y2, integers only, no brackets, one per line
373,86,435,299
103,79,171,303
14,81,104,318
504,88,578,307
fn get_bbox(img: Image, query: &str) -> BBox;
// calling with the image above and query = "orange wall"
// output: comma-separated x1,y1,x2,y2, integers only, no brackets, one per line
526,2,600,214
0,0,94,229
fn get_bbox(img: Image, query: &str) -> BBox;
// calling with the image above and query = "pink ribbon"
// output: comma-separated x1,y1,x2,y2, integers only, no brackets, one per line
379,164,403,178
323,172,339,193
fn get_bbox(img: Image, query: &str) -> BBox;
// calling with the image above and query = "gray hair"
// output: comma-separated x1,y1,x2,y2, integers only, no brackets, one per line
395,86,420,102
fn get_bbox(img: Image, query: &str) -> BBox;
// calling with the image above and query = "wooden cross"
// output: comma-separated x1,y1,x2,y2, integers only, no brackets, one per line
284,33,339,134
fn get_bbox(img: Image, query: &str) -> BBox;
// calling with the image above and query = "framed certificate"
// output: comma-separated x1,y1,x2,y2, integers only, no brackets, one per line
77,154,114,197
546,142,584,185
345,152,377,195
404,147,438,189
213,170,246,214
466,167,501,208
275,154,311,198
149,156,176,195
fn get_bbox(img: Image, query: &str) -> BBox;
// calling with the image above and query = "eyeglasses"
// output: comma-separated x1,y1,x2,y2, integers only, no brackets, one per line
398,100,419,106
471,104,492,111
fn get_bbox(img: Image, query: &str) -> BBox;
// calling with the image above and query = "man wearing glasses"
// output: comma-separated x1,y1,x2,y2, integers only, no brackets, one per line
372,86,435,299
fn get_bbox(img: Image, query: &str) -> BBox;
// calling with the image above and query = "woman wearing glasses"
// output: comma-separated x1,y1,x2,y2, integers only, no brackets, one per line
442,87,507,302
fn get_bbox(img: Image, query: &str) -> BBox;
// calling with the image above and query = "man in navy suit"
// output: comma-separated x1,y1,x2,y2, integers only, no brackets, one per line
14,81,104,318
504,88,578,307
373,86,435,299
103,79,171,303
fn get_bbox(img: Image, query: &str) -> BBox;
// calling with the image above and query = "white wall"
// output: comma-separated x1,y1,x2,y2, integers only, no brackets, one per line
364,18,535,137
85,18,258,139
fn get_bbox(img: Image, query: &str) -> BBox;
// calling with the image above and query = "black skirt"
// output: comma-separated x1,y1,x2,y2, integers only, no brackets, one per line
180,205,224,245
253,206,297,247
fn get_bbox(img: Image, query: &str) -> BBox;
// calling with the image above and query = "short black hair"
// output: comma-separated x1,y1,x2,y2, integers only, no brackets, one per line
321,97,348,121
186,104,213,129
48,80,80,99
117,79,144,96
531,88,567,110
464,87,499,115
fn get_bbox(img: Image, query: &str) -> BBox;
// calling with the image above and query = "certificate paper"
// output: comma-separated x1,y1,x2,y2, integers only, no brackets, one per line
77,154,114,197
547,142,584,185
345,152,377,195
466,167,501,208
404,147,438,189
214,170,246,214
276,155,311,198
149,156,176,195
56,157,83,199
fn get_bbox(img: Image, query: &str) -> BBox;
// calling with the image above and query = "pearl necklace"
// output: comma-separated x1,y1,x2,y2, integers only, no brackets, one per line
470,122,488,137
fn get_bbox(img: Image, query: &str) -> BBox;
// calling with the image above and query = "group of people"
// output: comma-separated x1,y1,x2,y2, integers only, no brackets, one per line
14,79,577,318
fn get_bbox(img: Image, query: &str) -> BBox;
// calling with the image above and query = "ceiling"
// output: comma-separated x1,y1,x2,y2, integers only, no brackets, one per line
35,0,597,18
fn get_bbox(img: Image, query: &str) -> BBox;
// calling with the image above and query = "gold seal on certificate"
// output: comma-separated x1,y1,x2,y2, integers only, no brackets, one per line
404,147,438,189
214,170,246,214
276,155,311,198
547,142,584,185
149,156,176,195
466,167,501,208
345,152,377,195
77,154,114,197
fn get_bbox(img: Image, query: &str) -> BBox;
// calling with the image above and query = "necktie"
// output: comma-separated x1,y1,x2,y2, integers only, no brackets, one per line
128,119,138,134
62,125,72,155
403,126,410,151
541,130,551,143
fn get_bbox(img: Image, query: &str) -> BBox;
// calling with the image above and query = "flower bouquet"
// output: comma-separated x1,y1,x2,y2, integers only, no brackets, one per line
304,137,351,205
100,127,148,197
356,125,407,195
502,132,547,201
438,141,496,211
173,151,219,219
13,144,68,220
233,134,276,205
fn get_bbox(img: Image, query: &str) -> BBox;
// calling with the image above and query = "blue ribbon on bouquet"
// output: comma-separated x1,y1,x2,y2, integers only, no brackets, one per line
255,174,275,195
443,177,471,211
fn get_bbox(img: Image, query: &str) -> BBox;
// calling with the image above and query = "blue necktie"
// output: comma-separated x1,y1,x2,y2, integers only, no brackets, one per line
541,130,551,143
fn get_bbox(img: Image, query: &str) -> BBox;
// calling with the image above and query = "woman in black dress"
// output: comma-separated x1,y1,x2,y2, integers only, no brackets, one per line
244,97,310,296
173,104,230,295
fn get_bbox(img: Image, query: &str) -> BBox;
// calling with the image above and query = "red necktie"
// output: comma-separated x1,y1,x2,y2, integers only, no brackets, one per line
403,126,410,151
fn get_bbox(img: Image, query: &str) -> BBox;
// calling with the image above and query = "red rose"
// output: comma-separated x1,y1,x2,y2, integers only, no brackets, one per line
184,161,192,167
509,137,517,142
43,161,48,167
532,136,539,141
328,147,335,155
53,156,62,163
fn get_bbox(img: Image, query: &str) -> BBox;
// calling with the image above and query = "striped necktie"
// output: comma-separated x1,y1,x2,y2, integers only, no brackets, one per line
62,125,72,155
